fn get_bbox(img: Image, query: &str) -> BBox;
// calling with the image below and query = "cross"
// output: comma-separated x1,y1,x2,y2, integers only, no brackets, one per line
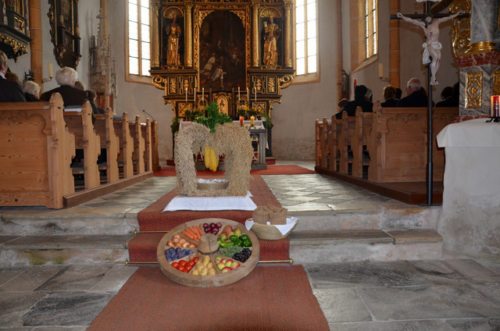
391,1,464,206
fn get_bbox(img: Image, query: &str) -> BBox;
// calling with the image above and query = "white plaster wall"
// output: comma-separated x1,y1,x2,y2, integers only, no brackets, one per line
272,0,339,161
108,0,173,166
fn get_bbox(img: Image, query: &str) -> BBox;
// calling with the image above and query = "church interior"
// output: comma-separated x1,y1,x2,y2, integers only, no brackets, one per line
1,0,500,329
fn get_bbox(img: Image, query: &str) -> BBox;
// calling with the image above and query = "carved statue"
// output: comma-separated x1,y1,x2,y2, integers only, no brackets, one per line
263,17,279,67
166,17,181,67
397,11,462,85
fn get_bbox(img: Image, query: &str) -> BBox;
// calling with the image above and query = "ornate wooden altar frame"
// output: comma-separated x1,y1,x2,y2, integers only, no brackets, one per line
150,0,295,119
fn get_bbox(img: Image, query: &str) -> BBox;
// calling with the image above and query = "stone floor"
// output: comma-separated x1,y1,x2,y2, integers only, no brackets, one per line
1,161,500,330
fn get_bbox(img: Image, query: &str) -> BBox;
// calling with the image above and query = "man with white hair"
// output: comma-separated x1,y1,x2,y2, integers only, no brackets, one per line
0,50,26,102
399,77,428,107
23,80,41,101
40,66,87,106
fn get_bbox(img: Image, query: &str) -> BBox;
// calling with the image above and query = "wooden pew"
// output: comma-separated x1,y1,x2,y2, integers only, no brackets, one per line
142,119,153,172
151,120,160,171
0,93,75,208
114,113,134,179
315,118,329,169
130,116,146,175
93,108,120,183
367,106,457,182
63,101,101,189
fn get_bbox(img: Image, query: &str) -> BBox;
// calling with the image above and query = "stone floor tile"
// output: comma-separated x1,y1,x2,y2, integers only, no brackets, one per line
446,318,500,330
0,291,47,328
22,292,112,327
359,285,500,320
0,266,65,292
35,265,112,292
0,236,18,244
469,283,500,305
5,235,130,249
0,268,24,287
410,260,466,285
31,327,88,331
89,264,138,292
385,229,443,244
445,259,500,282
305,261,429,289
476,259,500,276
329,320,452,331
313,288,372,323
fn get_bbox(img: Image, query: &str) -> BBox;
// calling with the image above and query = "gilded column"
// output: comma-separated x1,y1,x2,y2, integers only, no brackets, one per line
389,0,400,88
185,2,193,68
29,0,42,85
284,0,293,68
252,3,260,67
150,0,160,68
470,0,497,53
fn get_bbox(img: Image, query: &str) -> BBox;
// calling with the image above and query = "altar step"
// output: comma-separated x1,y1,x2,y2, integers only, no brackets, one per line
0,228,442,267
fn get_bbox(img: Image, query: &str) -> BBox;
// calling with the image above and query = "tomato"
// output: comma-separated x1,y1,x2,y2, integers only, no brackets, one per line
179,260,187,267
172,262,179,268
179,266,186,272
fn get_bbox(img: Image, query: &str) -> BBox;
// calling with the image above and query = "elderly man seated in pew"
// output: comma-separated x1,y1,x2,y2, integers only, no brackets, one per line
0,50,26,102
399,77,428,107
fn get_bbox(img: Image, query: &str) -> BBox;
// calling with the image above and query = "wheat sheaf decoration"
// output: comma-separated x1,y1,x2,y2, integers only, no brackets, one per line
174,122,254,196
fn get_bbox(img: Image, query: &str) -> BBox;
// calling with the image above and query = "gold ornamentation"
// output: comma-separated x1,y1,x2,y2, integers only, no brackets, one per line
152,75,166,90
465,71,483,109
450,0,471,58
170,78,177,94
260,7,282,18
278,74,294,89
267,77,276,93
470,42,496,54
0,33,28,56
493,71,500,96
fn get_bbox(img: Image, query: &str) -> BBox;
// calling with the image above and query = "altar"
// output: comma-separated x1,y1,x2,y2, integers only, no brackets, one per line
436,119,500,256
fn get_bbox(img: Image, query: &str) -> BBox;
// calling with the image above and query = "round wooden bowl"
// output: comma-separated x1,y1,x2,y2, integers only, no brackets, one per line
250,221,297,240
157,218,260,288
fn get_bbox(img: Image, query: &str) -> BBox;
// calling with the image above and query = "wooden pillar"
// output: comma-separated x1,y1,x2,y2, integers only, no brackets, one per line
151,0,160,68
284,0,293,68
252,3,260,67
184,2,193,68
389,0,400,88
29,0,42,85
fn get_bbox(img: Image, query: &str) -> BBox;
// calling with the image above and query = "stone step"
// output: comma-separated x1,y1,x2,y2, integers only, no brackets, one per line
290,229,443,264
0,235,131,267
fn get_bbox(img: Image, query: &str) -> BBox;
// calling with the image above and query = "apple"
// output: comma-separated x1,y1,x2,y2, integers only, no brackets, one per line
217,262,225,270
231,261,240,269
225,261,233,267
222,267,232,273
234,228,242,236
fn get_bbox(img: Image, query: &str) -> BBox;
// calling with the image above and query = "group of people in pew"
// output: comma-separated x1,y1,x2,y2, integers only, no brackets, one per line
0,50,104,115
336,77,459,119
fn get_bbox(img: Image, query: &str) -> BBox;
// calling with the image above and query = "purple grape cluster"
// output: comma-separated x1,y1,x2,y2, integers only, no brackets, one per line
203,222,222,235
165,247,191,262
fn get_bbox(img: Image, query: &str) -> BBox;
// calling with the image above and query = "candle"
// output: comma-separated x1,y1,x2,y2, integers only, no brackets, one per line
246,87,249,101
194,87,196,105
254,87,257,103
239,115,244,127
202,88,204,100
238,86,241,100
48,63,54,78
491,95,500,117
250,115,255,127
185,88,188,103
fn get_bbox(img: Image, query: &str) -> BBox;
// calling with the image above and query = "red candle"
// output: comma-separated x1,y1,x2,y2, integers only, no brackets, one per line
491,95,500,117
239,116,244,126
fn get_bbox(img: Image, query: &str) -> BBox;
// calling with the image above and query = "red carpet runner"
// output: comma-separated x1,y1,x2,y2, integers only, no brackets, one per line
89,266,329,331
154,164,315,177
128,175,289,262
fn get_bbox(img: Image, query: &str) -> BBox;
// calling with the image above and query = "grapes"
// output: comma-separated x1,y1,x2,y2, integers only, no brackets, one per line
203,222,222,234
233,248,252,262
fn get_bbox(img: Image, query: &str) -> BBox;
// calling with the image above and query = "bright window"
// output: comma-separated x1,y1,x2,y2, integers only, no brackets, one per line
364,0,377,59
127,0,150,78
295,0,318,78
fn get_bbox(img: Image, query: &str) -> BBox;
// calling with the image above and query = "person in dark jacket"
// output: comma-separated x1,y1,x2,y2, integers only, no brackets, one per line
0,50,26,102
399,77,428,107
23,80,41,101
381,85,399,107
343,84,373,117
40,67,87,106
436,83,459,107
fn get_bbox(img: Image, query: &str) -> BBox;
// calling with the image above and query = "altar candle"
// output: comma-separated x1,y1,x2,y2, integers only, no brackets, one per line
247,87,249,101
185,88,188,103
491,95,500,117
239,115,244,126
250,115,255,127
202,88,204,100
48,63,54,78
238,86,241,100
194,87,196,105
254,87,257,103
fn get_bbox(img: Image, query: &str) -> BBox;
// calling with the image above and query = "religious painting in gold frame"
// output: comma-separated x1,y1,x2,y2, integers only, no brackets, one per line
48,0,81,68
194,6,251,92
213,92,232,115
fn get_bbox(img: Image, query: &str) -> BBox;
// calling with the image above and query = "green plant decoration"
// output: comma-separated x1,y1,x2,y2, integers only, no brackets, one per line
194,102,232,133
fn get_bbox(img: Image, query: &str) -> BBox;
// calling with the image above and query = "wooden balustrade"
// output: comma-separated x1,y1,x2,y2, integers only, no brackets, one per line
0,93,157,208
316,106,458,183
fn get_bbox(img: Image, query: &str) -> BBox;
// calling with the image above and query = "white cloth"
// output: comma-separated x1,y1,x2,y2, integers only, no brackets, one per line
437,119,500,147
163,192,256,211
245,217,298,236
422,41,442,65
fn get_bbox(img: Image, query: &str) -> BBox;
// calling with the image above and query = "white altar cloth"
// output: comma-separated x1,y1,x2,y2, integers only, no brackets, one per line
163,192,256,211
436,119,500,256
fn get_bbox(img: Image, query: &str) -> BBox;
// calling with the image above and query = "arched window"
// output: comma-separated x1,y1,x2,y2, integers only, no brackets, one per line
127,0,151,81
295,0,318,82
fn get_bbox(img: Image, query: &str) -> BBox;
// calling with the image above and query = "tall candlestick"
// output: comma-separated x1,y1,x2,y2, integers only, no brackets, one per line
202,88,204,100
247,87,249,101
194,87,196,105
185,88,188,103
238,86,241,100
254,87,257,103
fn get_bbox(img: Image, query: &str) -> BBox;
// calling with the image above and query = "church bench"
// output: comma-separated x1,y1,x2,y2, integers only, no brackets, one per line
141,119,153,172
0,93,75,208
93,108,120,183
151,120,160,171
129,116,146,175
63,101,101,189
114,113,134,179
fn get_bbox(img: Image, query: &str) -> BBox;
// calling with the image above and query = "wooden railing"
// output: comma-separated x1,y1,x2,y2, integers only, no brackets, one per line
0,93,158,208
316,105,458,183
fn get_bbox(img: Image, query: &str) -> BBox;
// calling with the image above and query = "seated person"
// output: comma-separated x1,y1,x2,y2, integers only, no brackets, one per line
40,67,87,106
399,77,428,107
436,83,459,107
0,50,26,102
381,85,398,107
23,80,41,101
343,85,373,117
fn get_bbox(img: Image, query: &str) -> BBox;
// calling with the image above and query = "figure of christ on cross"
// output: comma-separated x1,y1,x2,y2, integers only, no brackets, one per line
396,10,463,85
